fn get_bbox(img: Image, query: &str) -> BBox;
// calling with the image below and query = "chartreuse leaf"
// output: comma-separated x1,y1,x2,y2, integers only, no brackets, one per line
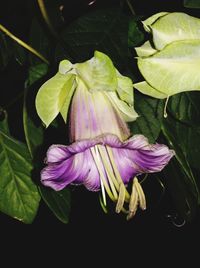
184,0,200,9
129,94,164,142
116,70,133,105
136,40,200,98
0,129,40,223
135,41,157,57
142,12,168,32
105,91,138,122
134,81,167,99
75,51,117,92
147,12,200,50
39,187,71,223
162,116,200,203
36,73,75,127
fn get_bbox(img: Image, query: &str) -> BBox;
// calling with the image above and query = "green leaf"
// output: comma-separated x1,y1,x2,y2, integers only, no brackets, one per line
162,158,198,222
142,12,168,32
105,91,138,122
184,0,200,8
128,17,144,48
161,116,200,202
24,63,48,157
36,73,75,127
134,81,167,99
0,109,10,134
135,41,157,57
0,130,40,223
168,92,200,126
39,186,71,224
23,90,44,158
148,12,200,50
27,63,49,87
55,8,129,69
129,94,164,142
29,18,51,65
137,40,200,98
13,42,26,66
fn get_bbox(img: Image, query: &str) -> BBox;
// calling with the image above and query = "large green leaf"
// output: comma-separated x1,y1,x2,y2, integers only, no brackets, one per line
147,12,200,50
0,129,40,223
184,0,200,8
24,63,48,157
129,94,164,142
162,158,198,222
55,8,129,69
168,92,200,126
29,18,51,65
137,40,200,98
39,186,71,224
162,116,200,203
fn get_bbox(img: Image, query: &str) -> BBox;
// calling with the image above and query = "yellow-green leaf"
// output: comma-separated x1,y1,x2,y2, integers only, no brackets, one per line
36,73,75,127
137,40,200,97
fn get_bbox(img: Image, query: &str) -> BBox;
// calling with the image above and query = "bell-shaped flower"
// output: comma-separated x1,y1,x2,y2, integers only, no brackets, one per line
134,12,200,99
36,51,174,219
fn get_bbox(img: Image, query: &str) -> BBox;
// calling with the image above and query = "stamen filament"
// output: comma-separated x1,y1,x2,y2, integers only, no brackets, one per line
99,195,108,214
100,175,107,206
97,146,118,200
106,146,130,200
127,180,139,220
116,183,126,213
90,147,115,202
134,177,146,210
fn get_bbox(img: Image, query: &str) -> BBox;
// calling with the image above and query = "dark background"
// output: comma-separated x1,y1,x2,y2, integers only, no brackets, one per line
0,0,199,262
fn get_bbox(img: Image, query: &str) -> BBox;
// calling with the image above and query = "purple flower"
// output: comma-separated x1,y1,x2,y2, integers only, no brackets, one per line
41,134,174,219
38,51,174,218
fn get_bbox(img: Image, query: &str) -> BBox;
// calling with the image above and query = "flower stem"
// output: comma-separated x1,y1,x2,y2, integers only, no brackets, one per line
37,0,58,38
0,24,49,64
126,0,136,16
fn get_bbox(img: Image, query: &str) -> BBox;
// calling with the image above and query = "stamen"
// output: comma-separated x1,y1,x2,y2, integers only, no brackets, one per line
106,146,130,201
127,181,139,220
134,177,146,210
90,147,115,202
100,174,107,206
115,183,126,213
99,195,108,214
97,146,118,200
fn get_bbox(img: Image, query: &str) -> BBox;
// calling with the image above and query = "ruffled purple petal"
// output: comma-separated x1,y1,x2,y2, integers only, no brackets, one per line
41,146,100,191
41,133,174,191
113,138,174,184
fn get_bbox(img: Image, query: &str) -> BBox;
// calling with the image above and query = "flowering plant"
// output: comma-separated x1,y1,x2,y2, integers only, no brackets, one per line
0,0,200,225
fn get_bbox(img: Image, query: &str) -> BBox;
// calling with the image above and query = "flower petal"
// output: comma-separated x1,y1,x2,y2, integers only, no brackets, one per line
113,137,174,184
41,146,100,191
